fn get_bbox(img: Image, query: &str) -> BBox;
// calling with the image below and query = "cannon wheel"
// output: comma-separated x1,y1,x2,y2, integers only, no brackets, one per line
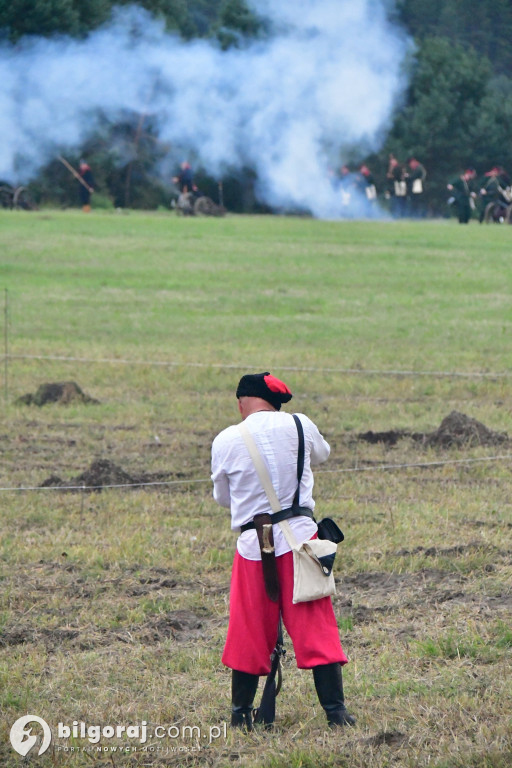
13,186,26,209
193,195,225,217
193,196,213,216
13,186,37,210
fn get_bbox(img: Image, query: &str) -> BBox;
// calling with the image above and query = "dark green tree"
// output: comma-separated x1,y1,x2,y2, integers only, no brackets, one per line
396,0,512,75
215,0,263,49
471,75,512,174
383,36,492,212
0,0,224,41
0,0,111,40
115,0,223,38
0,0,78,39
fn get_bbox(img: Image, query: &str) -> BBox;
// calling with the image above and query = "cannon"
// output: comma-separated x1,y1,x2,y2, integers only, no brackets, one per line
483,198,512,224
0,183,37,210
174,191,226,217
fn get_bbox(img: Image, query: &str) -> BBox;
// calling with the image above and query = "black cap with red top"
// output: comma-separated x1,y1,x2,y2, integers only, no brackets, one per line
236,372,293,410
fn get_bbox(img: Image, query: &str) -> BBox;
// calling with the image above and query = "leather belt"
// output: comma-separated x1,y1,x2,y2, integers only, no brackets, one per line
240,506,314,533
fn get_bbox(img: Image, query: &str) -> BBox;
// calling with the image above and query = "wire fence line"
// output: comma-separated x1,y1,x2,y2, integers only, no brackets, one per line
2,352,511,379
0,478,211,493
2,347,510,492
1,454,510,494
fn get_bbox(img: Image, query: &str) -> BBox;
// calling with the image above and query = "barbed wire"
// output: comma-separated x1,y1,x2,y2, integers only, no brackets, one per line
2,353,510,379
0,477,211,492
0,453,509,493
318,454,512,474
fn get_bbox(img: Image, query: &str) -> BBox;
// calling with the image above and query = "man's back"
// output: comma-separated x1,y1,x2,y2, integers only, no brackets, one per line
212,410,330,559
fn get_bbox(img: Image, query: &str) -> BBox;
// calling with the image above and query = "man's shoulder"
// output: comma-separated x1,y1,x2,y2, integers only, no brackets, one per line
212,423,242,452
292,412,316,429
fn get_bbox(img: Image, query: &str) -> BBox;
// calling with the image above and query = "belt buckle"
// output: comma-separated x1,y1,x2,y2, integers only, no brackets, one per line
261,523,275,554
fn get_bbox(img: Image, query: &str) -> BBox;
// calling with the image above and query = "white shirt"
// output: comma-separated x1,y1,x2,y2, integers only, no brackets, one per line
211,410,330,560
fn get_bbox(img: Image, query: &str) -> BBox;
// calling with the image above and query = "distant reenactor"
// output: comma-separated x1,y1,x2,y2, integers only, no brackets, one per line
338,165,356,213
359,164,377,200
173,161,200,216
477,166,512,223
406,157,427,217
447,168,477,224
173,161,196,194
78,160,94,213
354,164,377,216
386,154,407,217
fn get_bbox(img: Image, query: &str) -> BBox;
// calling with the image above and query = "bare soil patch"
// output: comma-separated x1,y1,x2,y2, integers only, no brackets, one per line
336,566,512,627
0,609,209,652
363,730,407,747
357,428,413,446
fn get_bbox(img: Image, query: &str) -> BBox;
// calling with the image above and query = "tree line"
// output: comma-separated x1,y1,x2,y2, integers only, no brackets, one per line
1,0,512,214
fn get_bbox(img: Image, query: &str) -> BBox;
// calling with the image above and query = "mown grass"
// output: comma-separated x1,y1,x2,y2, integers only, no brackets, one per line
0,210,511,767
1,210,511,371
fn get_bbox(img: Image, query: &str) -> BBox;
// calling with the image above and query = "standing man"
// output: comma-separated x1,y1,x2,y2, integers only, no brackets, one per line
386,154,407,217
211,372,354,730
338,165,356,215
173,161,195,194
173,161,198,215
357,164,378,215
406,156,427,217
447,168,477,224
78,160,94,213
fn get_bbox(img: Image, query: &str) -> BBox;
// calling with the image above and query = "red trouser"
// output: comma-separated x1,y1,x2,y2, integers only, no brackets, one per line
222,549,348,675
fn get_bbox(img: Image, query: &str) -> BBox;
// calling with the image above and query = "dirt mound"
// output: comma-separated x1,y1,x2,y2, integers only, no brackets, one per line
17,381,99,406
75,459,135,488
358,411,508,448
40,459,175,491
423,410,508,448
41,459,137,490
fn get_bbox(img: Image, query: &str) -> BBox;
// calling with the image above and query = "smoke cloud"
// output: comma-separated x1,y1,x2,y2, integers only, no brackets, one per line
0,1,410,217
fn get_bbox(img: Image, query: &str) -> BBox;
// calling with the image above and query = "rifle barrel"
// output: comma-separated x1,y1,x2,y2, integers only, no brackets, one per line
58,156,93,193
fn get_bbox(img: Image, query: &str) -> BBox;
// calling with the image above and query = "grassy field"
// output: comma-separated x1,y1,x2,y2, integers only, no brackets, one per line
0,210,511,767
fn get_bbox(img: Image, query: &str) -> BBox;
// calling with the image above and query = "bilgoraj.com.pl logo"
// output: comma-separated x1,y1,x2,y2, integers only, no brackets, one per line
9,715,228,757
10,715,52,756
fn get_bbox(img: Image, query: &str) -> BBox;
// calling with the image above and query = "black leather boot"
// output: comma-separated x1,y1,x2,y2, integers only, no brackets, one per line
231,670,259,730
313,662,356,727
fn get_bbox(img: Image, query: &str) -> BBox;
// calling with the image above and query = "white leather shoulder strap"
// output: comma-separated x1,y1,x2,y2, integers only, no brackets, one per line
238,422,280,512
238,421,299,550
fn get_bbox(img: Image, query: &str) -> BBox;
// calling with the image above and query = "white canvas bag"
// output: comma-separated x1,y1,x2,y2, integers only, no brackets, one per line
239,422,337,604
279,519,337,603
365,184,377,201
